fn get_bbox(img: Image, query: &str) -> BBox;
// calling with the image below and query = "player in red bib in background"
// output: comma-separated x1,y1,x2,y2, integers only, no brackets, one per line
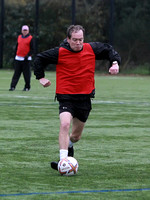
9,25,34,91
34,25,121,171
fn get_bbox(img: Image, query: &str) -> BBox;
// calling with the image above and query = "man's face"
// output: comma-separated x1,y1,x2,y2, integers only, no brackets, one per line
67,30,84,51
22,29,29,37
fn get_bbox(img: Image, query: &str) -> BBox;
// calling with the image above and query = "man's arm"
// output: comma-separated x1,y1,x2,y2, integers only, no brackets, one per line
89,42,121,65
33,47,59,80
14,43,18,59
27,38,34,56
90,42,121,75
33,47,59,87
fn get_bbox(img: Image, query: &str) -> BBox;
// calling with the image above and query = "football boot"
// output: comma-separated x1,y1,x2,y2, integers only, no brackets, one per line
68,146,74,157
51,161,58,171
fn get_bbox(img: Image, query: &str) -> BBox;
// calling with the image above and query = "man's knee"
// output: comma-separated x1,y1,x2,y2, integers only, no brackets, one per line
70,134,81,143
60,121,70,131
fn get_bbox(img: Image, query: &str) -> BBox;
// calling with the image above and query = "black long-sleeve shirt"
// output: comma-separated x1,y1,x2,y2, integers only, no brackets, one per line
34,40,121,100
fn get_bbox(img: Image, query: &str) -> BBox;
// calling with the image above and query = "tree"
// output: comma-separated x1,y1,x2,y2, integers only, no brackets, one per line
3,0,34,67
3,0,150,71
114,0,150,68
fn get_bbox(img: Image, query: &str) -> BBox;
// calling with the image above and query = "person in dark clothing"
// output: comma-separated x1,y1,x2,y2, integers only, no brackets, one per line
33,25,121,171
9,25,34,91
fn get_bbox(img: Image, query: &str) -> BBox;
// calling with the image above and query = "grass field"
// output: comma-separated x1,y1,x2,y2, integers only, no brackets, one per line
0,70,150,200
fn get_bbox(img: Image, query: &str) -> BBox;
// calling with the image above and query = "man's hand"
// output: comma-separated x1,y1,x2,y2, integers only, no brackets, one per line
39,78,51,87
109,61,119,75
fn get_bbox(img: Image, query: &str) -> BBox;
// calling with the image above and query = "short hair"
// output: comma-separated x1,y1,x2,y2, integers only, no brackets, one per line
67,25,85,39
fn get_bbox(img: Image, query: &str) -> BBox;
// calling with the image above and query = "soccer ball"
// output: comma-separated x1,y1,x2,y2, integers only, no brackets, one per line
58,157,79,176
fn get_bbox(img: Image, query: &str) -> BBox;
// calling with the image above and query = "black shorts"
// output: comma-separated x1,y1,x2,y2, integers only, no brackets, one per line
59,99,92,123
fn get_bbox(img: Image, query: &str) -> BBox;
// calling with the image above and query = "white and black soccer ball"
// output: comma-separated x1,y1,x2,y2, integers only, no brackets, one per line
58,157,79,176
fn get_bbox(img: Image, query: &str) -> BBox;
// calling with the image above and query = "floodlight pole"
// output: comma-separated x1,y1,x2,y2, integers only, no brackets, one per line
0,0,4,68
109,0,114,45
35,0,39,55
72,0,76,25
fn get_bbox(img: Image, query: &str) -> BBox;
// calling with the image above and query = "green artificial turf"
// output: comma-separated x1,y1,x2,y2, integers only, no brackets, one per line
0,70,150,200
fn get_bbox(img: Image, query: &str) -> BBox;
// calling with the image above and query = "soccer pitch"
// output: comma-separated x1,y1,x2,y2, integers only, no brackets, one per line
0,70,150,200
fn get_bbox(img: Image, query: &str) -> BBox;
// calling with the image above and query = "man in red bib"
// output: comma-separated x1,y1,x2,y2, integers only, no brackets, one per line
9,25,34,91
34,25,121,171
